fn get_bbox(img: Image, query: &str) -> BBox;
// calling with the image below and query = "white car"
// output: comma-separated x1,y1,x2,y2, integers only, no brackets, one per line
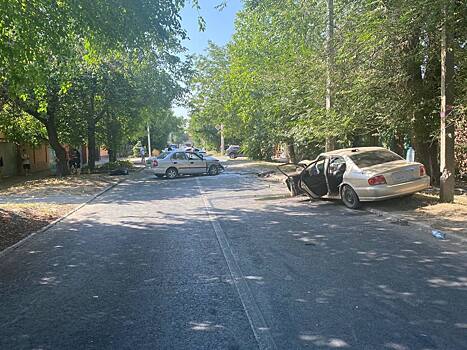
147,150,223,179
184,147,207,157
284,147,430,209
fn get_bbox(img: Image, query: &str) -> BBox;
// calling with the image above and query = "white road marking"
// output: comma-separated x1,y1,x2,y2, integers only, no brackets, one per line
196,178,278,350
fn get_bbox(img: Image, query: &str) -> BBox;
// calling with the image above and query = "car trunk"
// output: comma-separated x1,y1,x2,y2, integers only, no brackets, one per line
363,160,421,185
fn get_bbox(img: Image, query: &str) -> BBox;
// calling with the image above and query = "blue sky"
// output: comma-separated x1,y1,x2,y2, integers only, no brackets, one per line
173,0,243,117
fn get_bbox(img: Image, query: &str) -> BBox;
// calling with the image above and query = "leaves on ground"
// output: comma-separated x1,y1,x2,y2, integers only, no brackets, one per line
0,204,75,251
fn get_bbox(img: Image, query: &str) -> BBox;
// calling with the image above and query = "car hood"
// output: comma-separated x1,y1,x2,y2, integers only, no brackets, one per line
203,156,219,162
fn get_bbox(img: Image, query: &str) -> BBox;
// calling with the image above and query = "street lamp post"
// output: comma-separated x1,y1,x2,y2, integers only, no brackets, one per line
220,124,224,156
147,123,152,157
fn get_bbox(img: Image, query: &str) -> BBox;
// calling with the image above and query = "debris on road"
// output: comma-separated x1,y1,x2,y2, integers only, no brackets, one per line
257,170,275,178
390,219,409,226
432,230,446,240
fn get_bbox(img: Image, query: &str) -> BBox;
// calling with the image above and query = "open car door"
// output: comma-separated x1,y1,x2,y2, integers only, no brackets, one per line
277,163,307,196
299,157,329,199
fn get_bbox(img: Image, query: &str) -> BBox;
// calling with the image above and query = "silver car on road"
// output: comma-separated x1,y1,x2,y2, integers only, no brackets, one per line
147,150,223,179
297,147,430,209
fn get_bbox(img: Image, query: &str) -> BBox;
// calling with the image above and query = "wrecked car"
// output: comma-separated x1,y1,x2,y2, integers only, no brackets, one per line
279,147,430,209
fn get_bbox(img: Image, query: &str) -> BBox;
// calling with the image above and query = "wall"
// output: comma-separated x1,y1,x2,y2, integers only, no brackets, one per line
0,142,51,178
0,141,19,177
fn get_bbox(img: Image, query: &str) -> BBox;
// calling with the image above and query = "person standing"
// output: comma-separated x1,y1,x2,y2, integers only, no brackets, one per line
140,146,146,164
21,149,31,176
69,148,81,174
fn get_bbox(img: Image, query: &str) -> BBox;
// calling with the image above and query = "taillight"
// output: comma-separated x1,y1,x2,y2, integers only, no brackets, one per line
368,175,386,186
419,165,426,176
152,159,158,167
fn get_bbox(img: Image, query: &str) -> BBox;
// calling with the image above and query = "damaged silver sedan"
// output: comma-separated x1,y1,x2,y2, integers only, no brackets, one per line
280,147,430,209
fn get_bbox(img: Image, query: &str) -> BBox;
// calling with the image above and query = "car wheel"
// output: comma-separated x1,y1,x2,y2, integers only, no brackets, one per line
341,185,361,209
208,165,219,176
229,153,236,159
165,167,178,179
155,174,164,178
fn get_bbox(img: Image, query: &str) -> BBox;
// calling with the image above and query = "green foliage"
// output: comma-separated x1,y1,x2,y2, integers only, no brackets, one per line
133,141,143,157
0,0,190,171
188,0,466,168
0,107,47,146
94,160,135,172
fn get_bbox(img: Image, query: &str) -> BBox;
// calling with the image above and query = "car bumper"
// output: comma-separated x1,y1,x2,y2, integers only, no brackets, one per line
355,176,430,201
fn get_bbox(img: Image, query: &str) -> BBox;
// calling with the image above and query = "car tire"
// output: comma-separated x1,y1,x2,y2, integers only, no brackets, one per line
208,165,219,176
341,185,361,209
165,167,178,179
155,174,164,178
229,153,236,159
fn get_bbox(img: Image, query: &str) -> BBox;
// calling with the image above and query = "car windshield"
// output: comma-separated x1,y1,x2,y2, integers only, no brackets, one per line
349,150,402,168
156,152,170,159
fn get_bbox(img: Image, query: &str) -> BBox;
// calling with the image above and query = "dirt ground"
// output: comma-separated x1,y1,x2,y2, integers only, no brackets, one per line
0,173,122,196
0,203,75,251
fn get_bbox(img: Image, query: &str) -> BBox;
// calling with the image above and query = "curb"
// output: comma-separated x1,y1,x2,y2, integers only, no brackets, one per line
0,170,141,258
364,207,467,243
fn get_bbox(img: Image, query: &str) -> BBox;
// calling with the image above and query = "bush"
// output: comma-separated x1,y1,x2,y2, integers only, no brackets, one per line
101,160,134,170
90,160,134,173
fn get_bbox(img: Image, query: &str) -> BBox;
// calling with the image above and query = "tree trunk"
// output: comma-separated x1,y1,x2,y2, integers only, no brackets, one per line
413,138,439,185
406,30,440,183
325,0,335,151
87,120,97,172
392,132,405,157
286,141,296,163
45,118,69,177
439,10,455,202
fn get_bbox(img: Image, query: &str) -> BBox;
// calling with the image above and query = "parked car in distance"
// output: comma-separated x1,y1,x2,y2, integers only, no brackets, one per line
147,150,223,179
184,147,207,157
293,147,430,209
226,145,243,159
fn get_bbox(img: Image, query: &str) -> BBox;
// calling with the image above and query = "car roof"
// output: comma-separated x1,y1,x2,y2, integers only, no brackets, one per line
320,147,389,157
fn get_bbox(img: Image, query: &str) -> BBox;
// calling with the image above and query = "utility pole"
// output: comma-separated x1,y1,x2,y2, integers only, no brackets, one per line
147,123,152,157
439,7,455,202
220,124,225,156
325,0,336,152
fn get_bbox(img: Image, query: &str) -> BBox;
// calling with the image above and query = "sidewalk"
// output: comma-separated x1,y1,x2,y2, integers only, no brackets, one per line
228,158,467,238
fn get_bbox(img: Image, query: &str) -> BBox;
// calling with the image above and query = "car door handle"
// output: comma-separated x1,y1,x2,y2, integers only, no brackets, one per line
190,161,194,164
173,162,178,164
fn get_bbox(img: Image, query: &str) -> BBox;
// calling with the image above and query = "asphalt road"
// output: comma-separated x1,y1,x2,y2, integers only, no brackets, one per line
1,170,466,349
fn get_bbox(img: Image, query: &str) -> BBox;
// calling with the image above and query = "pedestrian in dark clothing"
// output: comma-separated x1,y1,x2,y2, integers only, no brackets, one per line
69,149,81,174
21,149,31,175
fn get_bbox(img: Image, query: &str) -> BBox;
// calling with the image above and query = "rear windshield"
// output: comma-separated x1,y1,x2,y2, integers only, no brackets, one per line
156,152,170,159
349,150,402,168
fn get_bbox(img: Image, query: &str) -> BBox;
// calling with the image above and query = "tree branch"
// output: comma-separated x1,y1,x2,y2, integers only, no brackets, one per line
11,97,47,124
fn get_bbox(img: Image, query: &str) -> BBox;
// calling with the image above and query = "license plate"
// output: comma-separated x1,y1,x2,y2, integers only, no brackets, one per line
392,171,414,183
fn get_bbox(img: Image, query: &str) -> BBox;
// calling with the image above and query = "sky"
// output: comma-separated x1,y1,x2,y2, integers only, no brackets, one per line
172,0,243,118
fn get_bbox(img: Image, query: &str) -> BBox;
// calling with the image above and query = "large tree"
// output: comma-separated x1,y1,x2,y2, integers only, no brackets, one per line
1,0,187,175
